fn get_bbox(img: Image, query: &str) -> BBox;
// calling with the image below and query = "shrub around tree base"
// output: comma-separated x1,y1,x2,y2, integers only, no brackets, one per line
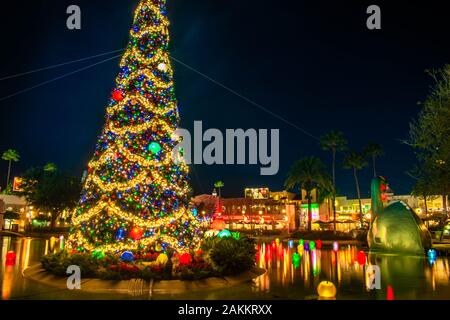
202,236,257,276
40,237,257,281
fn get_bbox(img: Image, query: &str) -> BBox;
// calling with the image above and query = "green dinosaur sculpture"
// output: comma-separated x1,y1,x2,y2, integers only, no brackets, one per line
367,177,432,255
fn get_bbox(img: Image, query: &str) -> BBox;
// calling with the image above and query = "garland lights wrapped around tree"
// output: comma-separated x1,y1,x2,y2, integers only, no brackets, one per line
68,0,202,255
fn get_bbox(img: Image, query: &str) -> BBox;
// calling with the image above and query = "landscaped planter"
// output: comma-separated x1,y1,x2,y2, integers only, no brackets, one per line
23,264,266,296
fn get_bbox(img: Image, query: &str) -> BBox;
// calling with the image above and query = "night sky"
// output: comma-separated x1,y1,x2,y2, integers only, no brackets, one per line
0,0,449,198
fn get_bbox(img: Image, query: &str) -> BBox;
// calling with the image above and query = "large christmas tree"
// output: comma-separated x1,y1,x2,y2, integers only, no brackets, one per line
69,0,202,254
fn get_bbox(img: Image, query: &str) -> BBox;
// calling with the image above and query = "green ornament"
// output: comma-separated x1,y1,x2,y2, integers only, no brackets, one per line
92,250,106,260
148,142,161,154
217,229,232,238
231,232,240,240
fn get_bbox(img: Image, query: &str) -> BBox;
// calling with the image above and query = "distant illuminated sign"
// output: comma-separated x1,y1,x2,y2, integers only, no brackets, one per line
245,188,269,199
13,177,23,192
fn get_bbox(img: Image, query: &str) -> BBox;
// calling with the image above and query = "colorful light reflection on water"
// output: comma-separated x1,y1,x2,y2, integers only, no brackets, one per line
254,241,450,299
1,236,450,299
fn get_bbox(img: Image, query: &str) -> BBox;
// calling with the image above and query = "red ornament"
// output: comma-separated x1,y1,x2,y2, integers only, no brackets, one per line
112,90,124,102
357,250,366,266
130,226,144,240
316,240,322,250
6,251,16,266
179,253,192,266
387,285,395,300
195,249,203,256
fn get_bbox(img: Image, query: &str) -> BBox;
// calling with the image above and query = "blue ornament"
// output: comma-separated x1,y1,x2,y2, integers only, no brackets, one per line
427,249,437,262
116,228,126,240
120,251,134,262
192,208,198,217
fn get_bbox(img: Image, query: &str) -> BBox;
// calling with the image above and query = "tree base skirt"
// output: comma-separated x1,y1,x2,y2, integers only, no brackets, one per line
22,264,266,297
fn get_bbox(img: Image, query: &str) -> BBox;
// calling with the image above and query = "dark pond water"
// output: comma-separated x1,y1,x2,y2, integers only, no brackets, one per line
1,236,449,300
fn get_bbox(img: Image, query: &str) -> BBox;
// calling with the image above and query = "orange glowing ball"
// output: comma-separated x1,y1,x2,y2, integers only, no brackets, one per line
130,226,144,240
112,89,124,102
317,281,337,299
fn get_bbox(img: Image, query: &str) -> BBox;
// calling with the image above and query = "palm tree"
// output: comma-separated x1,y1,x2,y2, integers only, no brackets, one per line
285,157,331,231
343,152,368,227
320,131,347,232
364,142,384,177
214,181,224,197
2,149,20,189
44,163,58,172
317,186,333,227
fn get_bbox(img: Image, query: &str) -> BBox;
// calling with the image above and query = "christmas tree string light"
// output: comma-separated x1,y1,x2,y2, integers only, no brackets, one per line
68,0,202,254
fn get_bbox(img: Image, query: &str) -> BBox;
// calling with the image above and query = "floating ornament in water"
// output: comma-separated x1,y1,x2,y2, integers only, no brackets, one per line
309,240,316,250
297,244,304,253
299,239,304,246
275,238,280,245
304,242,310,251
317,281,337,299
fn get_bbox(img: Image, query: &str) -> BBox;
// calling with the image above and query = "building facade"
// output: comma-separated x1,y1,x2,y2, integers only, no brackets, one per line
193,187,449,233
0,194,73,231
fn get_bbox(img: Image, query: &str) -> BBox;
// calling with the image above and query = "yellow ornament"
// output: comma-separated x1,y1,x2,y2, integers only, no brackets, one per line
155,244,162,252
275,238,280,245
297,244,304,253
317,281,337,299
156,253,169,265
